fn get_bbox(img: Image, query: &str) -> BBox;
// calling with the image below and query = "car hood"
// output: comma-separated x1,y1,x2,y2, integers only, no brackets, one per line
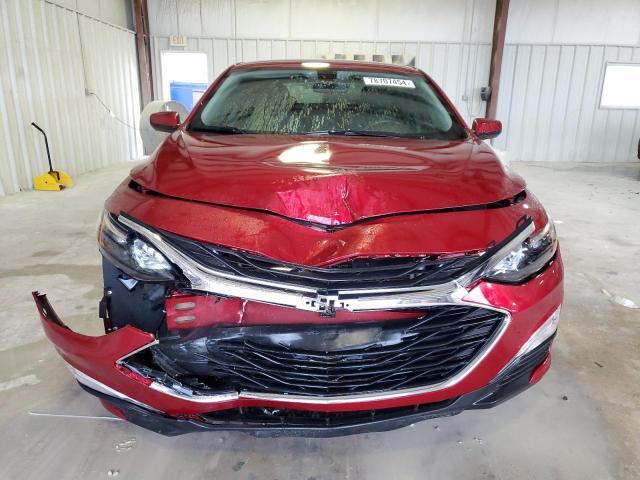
130,132,525,226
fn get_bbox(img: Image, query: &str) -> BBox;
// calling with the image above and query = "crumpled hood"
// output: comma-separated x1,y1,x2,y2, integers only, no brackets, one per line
130,132,525,226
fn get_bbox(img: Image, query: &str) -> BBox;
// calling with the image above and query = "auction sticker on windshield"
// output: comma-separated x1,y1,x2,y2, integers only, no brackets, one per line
363,77,416,88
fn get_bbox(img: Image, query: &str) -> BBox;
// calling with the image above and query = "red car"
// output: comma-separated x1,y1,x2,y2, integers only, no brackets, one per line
34,60,563,436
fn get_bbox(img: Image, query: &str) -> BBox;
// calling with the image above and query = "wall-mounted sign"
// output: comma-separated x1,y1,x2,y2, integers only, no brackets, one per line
169,35,188,47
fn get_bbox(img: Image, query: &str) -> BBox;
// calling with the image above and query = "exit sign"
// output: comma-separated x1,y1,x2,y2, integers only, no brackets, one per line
169,35,187,47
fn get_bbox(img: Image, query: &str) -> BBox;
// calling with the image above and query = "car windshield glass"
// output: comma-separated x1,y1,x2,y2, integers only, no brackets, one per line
189,68,467,140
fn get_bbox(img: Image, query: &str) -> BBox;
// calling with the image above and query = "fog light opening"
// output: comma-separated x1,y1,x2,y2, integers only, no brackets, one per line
529,352,552,384
516,305,561,359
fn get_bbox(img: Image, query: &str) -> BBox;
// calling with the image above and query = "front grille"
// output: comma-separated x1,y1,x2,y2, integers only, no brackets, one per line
134,305,506,397
161,229,482,290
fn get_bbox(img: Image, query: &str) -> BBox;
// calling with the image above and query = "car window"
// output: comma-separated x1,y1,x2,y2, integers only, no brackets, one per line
189,68,467,140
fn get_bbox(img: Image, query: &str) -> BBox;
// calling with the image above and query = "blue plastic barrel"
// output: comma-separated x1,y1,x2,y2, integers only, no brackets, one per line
169,82,209,111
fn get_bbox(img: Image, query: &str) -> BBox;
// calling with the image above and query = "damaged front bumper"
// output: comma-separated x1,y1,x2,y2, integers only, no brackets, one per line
32,248,562,435
78,352,551,438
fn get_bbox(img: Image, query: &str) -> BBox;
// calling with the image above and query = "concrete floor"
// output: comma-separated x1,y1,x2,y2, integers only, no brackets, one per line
0,162,638,479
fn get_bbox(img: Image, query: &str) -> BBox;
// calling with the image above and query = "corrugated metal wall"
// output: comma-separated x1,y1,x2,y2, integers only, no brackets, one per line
493,43,640,162
0,0,142,197
150,36,492,125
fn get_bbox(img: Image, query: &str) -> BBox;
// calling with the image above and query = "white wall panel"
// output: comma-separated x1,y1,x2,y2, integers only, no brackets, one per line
148,0,495,42
236,0,289,38
290,0,378,40
200,0,235,37
553,0,640,46
378,0,495,43
493,43,640,162
148,0,179,36
49,0,133,28
176,0,204,36
507,0,640,46
0,0,142,196
76,0,101,19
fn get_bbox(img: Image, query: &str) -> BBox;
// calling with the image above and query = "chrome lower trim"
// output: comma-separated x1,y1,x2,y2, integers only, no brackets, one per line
118,214,535,313
115,339,159,364
148,382,238,403
66,364,160,412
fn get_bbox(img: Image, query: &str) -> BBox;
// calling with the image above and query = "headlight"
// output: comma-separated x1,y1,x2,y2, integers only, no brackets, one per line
98,210,176,281
483,221,557,283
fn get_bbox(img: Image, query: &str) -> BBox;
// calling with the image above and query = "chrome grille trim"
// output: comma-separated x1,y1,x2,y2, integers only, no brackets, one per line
118,214,534,314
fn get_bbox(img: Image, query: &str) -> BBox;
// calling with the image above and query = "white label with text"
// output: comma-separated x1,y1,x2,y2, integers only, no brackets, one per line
363,77,416,88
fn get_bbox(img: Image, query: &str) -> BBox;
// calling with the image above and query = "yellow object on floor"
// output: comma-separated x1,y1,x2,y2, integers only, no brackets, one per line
33,170,74,191
30,122,74,192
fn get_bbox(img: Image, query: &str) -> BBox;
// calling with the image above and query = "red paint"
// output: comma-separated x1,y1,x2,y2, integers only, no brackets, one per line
116,363,153,386
35,61,564,421
165,293,242,329
165,291,425,328
472,118,503,140
129,134,524,227
149,111,180,132
130,60,521,227
106,179,547,267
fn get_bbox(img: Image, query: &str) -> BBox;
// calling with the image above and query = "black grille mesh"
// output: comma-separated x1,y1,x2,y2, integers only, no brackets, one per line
144,305,506,397
161,230,481,290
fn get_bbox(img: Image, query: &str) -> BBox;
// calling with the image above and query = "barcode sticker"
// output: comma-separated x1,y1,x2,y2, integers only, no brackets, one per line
363,77,416,88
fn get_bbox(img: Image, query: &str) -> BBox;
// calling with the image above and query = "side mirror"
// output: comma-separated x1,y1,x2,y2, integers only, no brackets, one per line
472,118,502,140
150,111,180,133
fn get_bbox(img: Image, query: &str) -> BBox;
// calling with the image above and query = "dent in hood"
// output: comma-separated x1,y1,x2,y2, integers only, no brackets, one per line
130,132,525,226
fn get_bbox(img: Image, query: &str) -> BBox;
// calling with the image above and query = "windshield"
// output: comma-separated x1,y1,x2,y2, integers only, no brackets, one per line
189,68,467,140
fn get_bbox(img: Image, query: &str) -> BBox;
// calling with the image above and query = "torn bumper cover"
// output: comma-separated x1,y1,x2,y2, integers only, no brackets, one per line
33,246,562,435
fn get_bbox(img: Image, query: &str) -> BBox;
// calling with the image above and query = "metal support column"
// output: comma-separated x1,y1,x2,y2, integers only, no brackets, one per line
486,0,510,119
133,0,153,108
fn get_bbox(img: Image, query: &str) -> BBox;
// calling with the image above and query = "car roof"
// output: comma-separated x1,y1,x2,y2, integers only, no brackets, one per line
229,59,420,75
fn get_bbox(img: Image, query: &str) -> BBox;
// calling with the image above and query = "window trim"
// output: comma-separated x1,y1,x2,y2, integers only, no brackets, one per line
599,61,640,110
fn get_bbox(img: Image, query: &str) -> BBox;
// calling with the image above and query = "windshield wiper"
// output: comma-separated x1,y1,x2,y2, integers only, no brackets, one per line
189,125,251,134
307,129,397,138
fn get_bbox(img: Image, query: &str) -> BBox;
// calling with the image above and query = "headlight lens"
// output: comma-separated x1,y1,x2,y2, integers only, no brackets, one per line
98,210,175,281
484,221,557,283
